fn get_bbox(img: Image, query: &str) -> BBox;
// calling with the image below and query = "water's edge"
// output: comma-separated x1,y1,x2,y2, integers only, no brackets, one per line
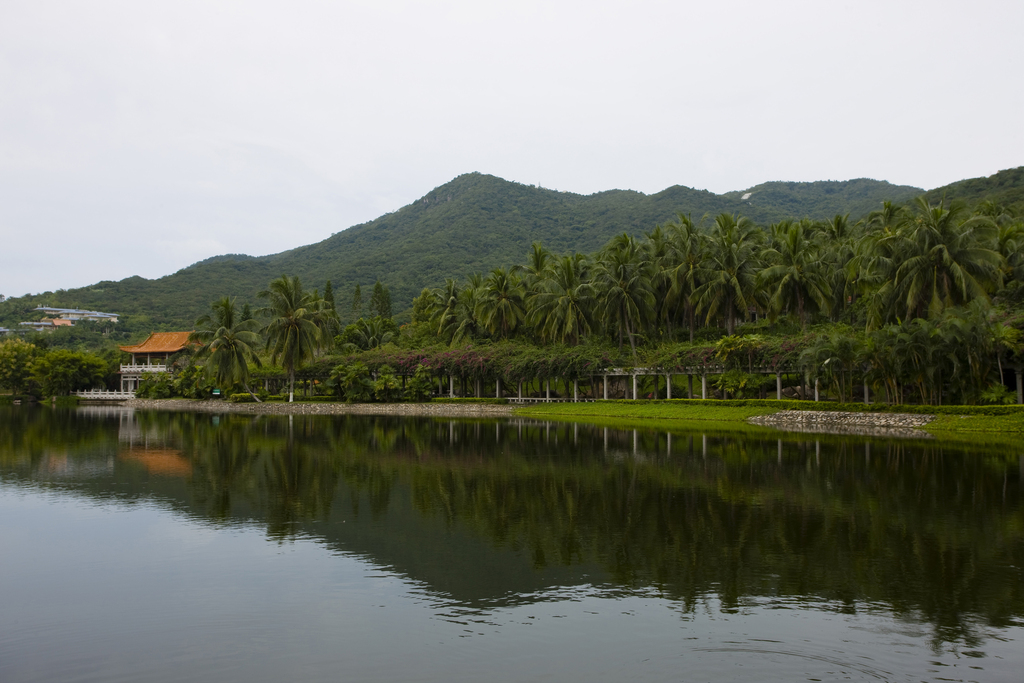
122,398,515,417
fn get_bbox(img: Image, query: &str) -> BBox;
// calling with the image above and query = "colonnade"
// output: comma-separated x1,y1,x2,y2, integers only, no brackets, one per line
431,366,1024,404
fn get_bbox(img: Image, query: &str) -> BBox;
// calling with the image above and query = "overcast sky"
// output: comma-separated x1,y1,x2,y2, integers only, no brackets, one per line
1,0,1022,299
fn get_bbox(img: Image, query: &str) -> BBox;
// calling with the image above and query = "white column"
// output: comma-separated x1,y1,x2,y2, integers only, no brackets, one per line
573,380,578,402
518,381,522,400
632,374,638,400
496,381,501,398
665,374,671,399
603,375,608,400
814,378,819,402
545,380,550,400
449,375,454,398
776,372,782,400
701,374,707,400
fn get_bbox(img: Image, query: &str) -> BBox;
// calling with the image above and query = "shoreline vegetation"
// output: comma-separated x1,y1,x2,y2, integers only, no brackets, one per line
75,396,1024,441
4,195,1024,416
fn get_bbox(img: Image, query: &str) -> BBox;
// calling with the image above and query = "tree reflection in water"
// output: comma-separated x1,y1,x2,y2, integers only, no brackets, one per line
2,406,1022,652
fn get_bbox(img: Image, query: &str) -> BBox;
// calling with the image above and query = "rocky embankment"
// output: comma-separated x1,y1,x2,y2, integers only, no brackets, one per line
123,399,514,417
748,410,935,438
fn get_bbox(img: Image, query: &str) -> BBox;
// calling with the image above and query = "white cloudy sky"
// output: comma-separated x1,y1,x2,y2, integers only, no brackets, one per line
1,0,1022,298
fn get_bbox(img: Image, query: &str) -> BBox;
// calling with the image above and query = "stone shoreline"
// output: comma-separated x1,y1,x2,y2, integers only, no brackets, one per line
123,398,515,417
748,410,935,438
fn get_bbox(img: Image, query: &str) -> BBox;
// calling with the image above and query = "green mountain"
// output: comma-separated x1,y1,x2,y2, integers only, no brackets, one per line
6,169,1014,333
923,166,1024,208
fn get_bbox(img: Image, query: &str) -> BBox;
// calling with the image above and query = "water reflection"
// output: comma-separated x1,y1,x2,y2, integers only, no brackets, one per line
2,405,1023,657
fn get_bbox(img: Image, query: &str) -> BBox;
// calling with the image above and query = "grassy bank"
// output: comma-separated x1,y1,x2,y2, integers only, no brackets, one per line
514,398,1024,438
515,400,777,423
924,413,1024,435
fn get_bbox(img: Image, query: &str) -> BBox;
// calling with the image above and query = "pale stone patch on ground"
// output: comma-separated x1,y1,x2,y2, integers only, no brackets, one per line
748,410,935,438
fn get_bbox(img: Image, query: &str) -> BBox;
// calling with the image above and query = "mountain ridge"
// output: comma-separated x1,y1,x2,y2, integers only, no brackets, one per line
3,168,1020,332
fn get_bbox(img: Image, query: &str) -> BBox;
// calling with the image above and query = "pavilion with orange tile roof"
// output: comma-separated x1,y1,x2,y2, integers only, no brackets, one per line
118,332,193,393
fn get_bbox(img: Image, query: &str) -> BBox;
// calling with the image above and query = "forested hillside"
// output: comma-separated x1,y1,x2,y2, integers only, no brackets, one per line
923,167,1024,207
6,168,1020,333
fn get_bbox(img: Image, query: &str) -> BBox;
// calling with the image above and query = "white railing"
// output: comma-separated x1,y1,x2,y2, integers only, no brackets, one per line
120,364,168,374
75,389,135,400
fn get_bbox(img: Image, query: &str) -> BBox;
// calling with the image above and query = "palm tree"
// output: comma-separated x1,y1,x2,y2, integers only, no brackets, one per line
996,221,1024,286
513,241,553,295
891,197,1002,319
529,253,597,345
855,204,907,330
305,288,340,355
190,297,263,400
693,214,763,335
665,213,707,342
258,275,324,402
436,274,484,345
643,224,674,340
476,267,526,339
351,317,395,349
595,234,655,358
428,278,460,338
758,223,831,329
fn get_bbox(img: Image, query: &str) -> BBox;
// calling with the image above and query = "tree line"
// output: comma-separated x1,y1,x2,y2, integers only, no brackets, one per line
4,196,1023,405
407,197,1023,349
129,197,1024,406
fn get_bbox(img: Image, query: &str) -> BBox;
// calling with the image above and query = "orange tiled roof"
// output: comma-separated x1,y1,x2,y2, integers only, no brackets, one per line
119,331,193,354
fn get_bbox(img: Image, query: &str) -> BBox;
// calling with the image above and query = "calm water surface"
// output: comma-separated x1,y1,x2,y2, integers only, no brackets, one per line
1,406,1022,682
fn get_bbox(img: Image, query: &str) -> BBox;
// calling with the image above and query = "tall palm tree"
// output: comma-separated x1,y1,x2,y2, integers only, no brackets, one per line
258,275,324,402
662,213,707,342
595,234,655,358
996,221,1024,286
476,267,526,339
758,223,831,329
428,278,460,338
306,288,341,356
693,214,763,335
891,197,1002,319
854,203,908,330
436,274,484,345
513,241,553,295
190,297,263,400
529,253,596,345
643,224,674,340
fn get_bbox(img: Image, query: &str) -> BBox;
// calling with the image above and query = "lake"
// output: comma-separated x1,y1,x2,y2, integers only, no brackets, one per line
1,406,1021,682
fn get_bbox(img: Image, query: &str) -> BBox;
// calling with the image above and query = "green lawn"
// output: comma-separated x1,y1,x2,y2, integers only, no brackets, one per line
925,413,1024,435
514,401,777,424
515,400,1024,442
